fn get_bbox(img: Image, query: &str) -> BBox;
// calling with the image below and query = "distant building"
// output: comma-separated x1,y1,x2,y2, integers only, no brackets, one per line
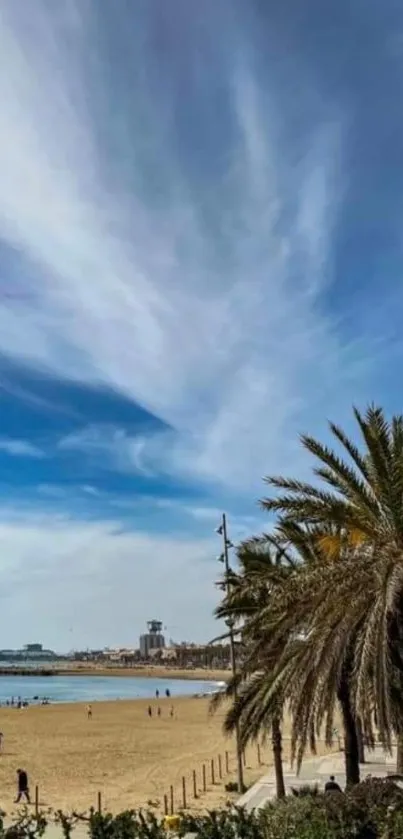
0,644,56,661
139,620,165,659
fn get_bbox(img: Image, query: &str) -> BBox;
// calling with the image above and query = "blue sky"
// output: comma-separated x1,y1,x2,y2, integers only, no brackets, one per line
0,0,403,650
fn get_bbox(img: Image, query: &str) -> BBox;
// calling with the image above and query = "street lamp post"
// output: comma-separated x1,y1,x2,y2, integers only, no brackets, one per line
216,512,245,794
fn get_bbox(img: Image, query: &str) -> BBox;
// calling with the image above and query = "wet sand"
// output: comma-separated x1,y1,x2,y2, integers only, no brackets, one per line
0,665,230,681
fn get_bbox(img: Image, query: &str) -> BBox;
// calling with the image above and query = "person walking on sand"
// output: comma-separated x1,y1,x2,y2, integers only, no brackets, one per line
15,768,31,804
157,706,161,717
148,705,152,717
155,689,159,699
87,704,92,719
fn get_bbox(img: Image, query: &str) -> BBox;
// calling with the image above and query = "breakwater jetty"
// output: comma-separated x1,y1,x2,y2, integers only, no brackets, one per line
0,667,54,676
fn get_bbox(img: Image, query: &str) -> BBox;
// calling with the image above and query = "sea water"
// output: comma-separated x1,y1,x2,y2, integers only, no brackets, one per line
0,674,220,705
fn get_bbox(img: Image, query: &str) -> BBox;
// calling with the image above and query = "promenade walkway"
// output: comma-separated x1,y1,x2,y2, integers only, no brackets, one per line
237,745,398,811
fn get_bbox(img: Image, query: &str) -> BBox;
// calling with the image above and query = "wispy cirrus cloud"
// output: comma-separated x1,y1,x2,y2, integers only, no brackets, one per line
58,426,157,477
0,438,44,458
0,0,395,497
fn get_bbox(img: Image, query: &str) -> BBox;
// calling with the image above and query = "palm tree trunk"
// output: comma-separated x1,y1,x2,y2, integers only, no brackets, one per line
338,675,360,786
396,734,403,774
271,716,286,798
356,717,365,764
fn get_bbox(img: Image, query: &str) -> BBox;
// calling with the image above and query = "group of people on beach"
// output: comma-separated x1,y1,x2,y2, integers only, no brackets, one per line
147,704,174,718
0,696,50,709
147,688,175,719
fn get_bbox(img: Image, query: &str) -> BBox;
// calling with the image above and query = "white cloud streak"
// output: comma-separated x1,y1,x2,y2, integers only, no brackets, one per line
0,438,44,458
0,1,372,491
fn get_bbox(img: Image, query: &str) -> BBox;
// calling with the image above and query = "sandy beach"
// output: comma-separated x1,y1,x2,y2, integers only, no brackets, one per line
0,695,334,816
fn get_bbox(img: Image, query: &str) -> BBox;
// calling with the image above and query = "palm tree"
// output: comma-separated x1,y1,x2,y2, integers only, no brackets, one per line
230,534,365,785
212,526,365,790
212,534,297,798
261,405,403,772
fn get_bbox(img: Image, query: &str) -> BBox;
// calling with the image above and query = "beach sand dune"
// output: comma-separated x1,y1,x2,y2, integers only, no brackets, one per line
0,697,333,815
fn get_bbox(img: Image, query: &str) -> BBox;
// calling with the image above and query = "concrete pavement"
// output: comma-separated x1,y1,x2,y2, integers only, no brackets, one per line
237,745,398,811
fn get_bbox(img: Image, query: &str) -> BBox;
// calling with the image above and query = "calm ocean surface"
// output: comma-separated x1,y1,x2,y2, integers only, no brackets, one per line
0,675,221,705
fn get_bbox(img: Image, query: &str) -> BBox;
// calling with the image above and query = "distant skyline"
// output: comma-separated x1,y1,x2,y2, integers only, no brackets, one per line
0,0,403,647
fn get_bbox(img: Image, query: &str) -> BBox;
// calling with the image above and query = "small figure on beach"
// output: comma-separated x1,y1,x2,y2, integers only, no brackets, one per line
148,705,152,717
15,768,31,804
170,706,174,718
155,689,159,699
87,704,92,719
165,689,170,698
324,775,342,793
157,707,161,717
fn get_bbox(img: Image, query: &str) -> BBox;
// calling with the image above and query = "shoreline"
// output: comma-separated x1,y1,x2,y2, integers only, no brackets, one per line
0,665,230,682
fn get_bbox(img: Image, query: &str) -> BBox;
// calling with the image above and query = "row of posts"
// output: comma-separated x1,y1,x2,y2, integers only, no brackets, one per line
161,733,344,815
32,735,343,818
163,744,264,815
30,752,246,820
32,786,104,817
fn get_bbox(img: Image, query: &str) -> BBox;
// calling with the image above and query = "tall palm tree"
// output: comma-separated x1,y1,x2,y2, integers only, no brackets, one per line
261,405,403,772
248,543,368,785
213,526,365,789
212,534,297,798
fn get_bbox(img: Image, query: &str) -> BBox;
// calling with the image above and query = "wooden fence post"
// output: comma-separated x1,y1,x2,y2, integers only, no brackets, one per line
35,785,39,817
225,751,229,773
164,794,168,815
97,791,102,814
211,758,215,785
202,763,206,792
170,785,174,815
218,754,222,779
192,769,197,798
182,776,186,810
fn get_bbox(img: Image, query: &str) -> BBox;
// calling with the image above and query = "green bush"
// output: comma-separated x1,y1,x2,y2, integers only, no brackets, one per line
259,777,403,839
0,811,48,839
179,806,262,839
290,784,320,797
